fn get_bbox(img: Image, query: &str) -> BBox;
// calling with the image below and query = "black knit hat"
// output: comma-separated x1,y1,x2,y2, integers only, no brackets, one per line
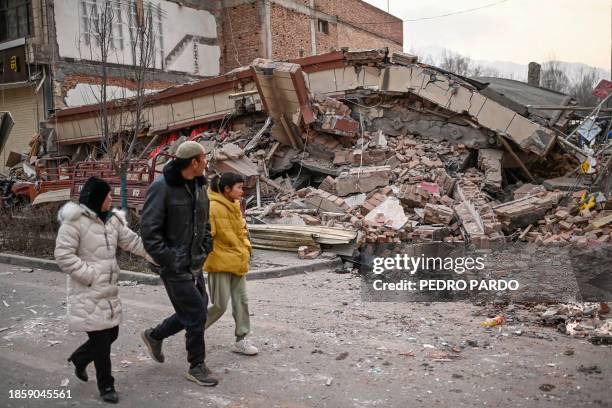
79,176,111,216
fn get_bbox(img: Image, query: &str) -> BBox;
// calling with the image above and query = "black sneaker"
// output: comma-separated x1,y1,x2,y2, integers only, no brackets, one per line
67,357,88,382
100,387,119,404
141,328,165,363
186,364,219,387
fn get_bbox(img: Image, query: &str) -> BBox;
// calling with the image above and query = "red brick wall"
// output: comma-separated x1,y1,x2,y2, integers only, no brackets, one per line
270,3,312,60
334,0,403,47
55,74,174,109
316,20,338,55
337,24,402,53
216,0,403,73
268,0,402,60
313,0,335,15
219,3,263,72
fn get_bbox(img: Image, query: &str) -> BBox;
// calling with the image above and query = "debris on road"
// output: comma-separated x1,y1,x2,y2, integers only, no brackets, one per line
1,48,611,345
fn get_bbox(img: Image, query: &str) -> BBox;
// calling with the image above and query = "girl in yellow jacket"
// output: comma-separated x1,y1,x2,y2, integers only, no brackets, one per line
204,172,258,355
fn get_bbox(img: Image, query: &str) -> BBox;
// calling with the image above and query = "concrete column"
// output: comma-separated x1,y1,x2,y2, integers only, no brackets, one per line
263,0,272,59
309,0,316,56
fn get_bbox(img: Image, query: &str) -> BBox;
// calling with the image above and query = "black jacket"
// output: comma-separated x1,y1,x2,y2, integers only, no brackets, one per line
141,160,212,281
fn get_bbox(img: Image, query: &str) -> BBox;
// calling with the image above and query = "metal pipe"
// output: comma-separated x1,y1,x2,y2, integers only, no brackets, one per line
35,66,46,94
256,176,261,208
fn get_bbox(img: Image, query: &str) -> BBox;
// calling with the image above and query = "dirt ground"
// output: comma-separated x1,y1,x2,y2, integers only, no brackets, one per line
0,262,610,408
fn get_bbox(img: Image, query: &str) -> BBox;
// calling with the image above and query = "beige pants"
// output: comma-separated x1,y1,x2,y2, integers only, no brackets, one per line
205,272,250,341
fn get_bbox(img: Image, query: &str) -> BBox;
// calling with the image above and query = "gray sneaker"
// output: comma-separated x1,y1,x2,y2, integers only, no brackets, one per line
186,364,219,387
141,328,164,363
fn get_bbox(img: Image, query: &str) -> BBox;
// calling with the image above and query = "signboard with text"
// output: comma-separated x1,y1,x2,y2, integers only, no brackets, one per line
0,45,28,84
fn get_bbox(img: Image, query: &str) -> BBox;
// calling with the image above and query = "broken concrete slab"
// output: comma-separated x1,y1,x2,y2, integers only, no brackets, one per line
334,147,393,166
592,214,612,229
334,166,391,197
364,196,408,230
435,171,456,196
215,142,244,160
513,183,547,200
493,192,561,232
543,176,591,192
251,59,315,147
343,193,367,209
478,149,504,193
301,188,350,213
379,65,557,157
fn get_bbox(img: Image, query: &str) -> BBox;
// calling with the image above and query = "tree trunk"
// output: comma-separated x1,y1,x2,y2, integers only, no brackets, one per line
120,169,128,210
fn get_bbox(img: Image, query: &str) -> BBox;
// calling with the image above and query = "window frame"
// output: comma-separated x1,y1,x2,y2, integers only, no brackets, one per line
0,0,33,43
317,19,329,35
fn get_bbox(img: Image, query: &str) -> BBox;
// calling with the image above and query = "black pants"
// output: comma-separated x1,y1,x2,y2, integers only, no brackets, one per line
70,325,119,392
150,274,208,368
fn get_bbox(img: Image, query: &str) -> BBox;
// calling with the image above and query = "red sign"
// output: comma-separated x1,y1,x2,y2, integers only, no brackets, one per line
592,79,612,99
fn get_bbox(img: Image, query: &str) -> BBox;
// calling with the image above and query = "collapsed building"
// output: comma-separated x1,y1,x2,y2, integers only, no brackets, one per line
2,48,611,256
0,0,403,175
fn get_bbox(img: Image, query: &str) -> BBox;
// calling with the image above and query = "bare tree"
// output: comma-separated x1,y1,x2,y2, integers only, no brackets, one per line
437,49,500,78
540,60,570,93
567,67,599,106
440,49,471,76
82,0,158,209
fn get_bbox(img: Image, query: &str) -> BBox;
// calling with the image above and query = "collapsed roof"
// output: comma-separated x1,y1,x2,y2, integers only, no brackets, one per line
51,48,561,158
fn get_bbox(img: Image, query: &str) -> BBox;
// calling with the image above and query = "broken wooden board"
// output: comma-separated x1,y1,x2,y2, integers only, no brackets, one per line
32,188,71,206
247,224,357,246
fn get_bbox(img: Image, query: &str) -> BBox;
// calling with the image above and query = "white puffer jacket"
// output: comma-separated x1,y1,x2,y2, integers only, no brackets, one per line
54,202,151,332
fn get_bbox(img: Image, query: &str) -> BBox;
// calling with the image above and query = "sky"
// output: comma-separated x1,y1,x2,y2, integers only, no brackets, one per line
362,0,610,70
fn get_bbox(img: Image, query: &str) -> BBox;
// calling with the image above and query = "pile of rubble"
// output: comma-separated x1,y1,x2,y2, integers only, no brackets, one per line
225,51,612,253
3,48,611,253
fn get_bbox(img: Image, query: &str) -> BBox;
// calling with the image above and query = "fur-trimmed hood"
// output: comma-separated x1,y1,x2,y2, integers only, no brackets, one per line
54,200,150,332
58,201,126,225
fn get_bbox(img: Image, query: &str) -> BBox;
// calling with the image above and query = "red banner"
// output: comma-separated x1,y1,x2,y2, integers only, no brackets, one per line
592,79,612,99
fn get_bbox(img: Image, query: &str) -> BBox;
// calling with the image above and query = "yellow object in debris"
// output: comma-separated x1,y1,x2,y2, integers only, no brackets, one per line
578,192,596,211
581,159,590,173
481,315,506,327
581,157,597,174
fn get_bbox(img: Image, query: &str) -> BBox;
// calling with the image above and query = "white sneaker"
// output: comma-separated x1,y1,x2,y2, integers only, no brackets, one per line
232,339,258,356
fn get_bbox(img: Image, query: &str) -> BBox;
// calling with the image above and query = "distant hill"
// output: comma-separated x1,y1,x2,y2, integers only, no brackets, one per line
409,45,610,83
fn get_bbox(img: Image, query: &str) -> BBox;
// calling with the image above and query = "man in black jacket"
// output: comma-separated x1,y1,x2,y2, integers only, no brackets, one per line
139,141,218,387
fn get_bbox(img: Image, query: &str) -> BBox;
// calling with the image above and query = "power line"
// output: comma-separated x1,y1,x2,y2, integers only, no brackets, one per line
404,0,511,22
347,0,511,25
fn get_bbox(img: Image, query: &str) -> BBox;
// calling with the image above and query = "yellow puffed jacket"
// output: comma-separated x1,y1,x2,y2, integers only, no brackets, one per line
203,189,252,275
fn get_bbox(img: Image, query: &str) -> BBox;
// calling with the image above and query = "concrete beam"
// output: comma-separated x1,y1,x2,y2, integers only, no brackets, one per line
222,0,338,23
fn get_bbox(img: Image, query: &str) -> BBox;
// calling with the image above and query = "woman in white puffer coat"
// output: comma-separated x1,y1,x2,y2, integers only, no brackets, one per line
55,176,152,404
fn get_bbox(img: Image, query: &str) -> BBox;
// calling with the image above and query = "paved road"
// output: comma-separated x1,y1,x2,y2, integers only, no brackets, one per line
0,263,610,407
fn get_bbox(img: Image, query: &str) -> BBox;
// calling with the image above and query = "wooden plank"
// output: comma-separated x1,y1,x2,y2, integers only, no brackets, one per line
592,214,612,229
